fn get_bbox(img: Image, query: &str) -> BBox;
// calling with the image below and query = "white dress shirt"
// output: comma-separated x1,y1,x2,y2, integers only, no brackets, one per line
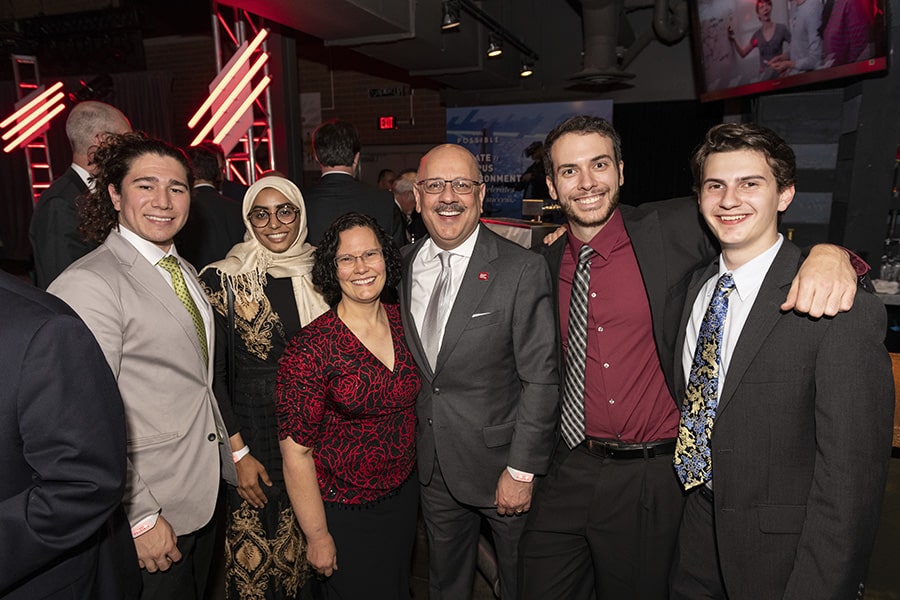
410,224,482,349
682,235,785,397
117,224,213,349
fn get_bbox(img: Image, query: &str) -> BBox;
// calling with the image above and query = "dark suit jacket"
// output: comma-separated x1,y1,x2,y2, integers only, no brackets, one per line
0,272,139,599
674,242,893,600
28,167,94,289
407,211,429,244
542,197,717,397
400,226,559,506
305,173,405,248
221,178,249,205
176,185,245,271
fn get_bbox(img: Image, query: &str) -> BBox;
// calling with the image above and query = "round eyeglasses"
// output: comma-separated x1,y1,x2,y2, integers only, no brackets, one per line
334,248,384,270
416,178,483,195
247,204,300,228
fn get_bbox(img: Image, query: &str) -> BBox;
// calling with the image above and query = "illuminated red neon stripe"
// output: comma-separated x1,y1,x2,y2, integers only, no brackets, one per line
190,53,269,145
0,82,64,129
187,28,268,129
1,91,65,141
4,103,65,153
211,75,271,145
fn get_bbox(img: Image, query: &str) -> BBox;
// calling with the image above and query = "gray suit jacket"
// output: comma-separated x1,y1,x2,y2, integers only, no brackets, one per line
49,230,237,536
675,241,893,600
400,226,559,506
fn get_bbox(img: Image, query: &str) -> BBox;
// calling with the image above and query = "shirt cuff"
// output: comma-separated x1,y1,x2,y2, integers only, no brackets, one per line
131,512,160,538
847,249,870,277
507,466,534,483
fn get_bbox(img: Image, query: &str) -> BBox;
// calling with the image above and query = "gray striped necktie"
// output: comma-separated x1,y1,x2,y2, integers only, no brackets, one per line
421,251,451,370
561,245,594,448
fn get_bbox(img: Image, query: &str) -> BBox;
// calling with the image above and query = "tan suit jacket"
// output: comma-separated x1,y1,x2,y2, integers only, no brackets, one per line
49,229,237,536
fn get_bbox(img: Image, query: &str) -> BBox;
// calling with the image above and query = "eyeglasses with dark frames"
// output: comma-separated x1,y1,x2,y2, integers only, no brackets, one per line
247,204,300,228
416,178,484,195
334,248,384,270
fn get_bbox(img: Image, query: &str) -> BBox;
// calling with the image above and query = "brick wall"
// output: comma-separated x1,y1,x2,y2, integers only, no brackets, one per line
297,57,446,147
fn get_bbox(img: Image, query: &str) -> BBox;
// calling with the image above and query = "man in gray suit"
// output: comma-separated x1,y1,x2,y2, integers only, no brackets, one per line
669,123,892,599
400,144,559,599
29,100,131,288
49,133,237,600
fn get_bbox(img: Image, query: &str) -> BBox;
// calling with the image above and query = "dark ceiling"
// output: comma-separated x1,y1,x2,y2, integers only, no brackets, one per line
211,0,692,106
0,0,693,106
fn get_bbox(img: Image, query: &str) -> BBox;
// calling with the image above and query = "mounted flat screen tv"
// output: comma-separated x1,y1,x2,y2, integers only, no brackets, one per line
692,0,888,102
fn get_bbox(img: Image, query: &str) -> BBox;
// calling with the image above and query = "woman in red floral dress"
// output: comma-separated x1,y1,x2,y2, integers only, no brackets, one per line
276,212,420,599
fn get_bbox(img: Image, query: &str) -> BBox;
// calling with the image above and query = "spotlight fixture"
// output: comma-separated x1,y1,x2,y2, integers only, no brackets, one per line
520,60,534,77
487,33,503,57
441,1,460,30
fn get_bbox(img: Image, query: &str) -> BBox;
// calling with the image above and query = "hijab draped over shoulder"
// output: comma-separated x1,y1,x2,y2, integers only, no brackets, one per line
203,176,328,327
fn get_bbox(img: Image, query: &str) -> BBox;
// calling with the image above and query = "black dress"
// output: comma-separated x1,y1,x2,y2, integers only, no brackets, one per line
201,271,309,600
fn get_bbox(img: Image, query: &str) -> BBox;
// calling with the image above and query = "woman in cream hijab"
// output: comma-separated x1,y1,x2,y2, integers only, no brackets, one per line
200,176,328,600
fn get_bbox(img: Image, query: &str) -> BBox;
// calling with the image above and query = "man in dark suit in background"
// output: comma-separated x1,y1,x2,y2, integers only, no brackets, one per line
400,144,559,599
669,122,892,600
0,271,139,600
304,119,405,248
29,100,131,288
176,145,244,270
392,168,428,244
195,140,249,205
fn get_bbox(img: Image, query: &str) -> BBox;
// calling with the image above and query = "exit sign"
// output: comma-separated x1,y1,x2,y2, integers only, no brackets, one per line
378,116,395,130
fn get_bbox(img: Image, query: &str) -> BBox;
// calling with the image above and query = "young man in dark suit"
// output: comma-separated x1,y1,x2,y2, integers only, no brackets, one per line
669,122,892,600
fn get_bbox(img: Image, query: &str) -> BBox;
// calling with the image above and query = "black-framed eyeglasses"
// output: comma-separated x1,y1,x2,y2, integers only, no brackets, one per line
416,178,483,195
247,204,300,228
334,248,384,270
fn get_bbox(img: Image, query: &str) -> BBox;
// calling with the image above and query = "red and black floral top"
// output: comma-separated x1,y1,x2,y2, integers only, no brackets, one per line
275,304,420,505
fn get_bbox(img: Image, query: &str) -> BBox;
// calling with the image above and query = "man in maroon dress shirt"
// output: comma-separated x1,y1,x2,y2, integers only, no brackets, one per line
517,115,860,600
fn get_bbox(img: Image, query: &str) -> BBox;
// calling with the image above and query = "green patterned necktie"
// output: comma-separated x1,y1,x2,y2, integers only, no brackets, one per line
674,272,735,490
157,255,208,363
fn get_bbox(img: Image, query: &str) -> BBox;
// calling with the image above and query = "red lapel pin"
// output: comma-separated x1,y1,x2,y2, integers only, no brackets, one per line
478,272,489,280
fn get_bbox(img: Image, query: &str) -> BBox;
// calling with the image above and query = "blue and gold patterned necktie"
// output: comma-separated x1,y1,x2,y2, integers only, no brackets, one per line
157,255,208,363
674,272,735,490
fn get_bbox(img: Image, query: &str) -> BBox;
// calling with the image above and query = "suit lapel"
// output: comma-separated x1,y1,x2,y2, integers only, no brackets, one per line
717,243,801,417
433,230,498,373
621,206,668,341
106,231,208,367
400,238,432,378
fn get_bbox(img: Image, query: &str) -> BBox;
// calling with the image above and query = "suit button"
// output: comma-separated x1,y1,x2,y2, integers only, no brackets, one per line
427,418,433,426
433,387,440,394
207,433,216,441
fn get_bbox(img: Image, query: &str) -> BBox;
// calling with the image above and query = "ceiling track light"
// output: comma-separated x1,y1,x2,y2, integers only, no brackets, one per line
441,1,461,31
520,60,534,78
487,32,503,57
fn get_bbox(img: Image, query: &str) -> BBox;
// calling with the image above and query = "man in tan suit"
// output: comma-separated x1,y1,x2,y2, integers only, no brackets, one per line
49,133,237,600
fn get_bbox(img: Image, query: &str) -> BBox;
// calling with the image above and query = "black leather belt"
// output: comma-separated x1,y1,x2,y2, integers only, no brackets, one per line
578,437,676,460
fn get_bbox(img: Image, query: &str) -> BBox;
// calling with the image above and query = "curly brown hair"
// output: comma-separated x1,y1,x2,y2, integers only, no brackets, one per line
312,213,401,307
77,132,193,244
